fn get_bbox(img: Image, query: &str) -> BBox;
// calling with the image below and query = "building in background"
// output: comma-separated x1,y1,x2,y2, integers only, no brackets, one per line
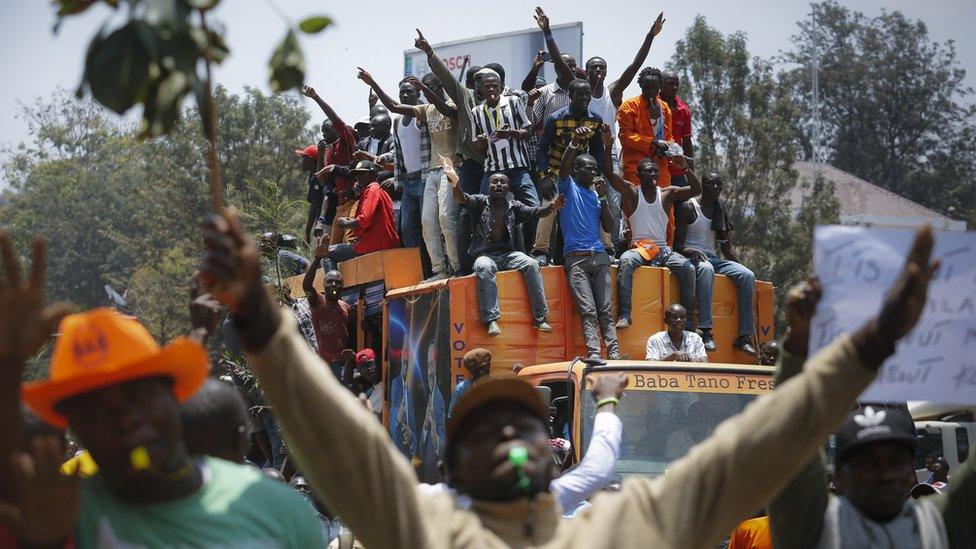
792,161,967,232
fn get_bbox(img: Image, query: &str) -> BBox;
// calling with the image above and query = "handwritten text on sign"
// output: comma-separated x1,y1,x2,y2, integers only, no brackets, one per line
811,226,976,404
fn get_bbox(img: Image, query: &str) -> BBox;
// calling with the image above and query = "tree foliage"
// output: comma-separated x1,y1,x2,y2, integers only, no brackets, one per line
783,0,976,226
0,87,314,341
669,16,840,324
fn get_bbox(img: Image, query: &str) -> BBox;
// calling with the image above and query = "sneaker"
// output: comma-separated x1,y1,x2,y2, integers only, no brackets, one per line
608,351,622,360
533,253,550,267
733,335,758,357
615,316,632,329
533,320,553,332
487,321,501,337
700,329,717,352
423,273,448,283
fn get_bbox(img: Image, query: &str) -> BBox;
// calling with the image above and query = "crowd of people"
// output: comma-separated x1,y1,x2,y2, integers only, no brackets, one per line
0,7,973,549
286,7,758,360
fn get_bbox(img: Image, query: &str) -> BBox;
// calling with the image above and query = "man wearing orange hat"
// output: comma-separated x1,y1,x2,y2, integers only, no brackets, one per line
200,209,940,548
0,233,323,548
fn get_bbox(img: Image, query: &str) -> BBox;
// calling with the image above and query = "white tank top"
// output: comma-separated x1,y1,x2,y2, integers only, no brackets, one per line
589,91,619,154
629,186,669,247
396,116,422,173
684,198,716,256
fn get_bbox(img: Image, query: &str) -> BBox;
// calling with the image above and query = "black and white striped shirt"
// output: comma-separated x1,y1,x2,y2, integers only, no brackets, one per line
471,95,533,172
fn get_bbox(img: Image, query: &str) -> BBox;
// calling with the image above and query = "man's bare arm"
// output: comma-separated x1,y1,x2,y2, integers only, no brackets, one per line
300,85,346,128
535,7,574,88
608,13,665,108
357,68,415,117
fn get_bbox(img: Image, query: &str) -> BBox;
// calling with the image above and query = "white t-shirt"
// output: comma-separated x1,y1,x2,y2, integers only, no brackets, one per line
589,90,619,154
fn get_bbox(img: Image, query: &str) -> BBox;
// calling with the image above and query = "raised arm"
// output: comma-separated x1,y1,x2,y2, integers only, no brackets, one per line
300,85,346,128
442,157,468,205
302,236,329,296
357,68,415,117
608,13,665,108
558,128,585,181
768,278,831,549
201,213,432,549
521,51,545,92
0,235,70,502
550,373,626,513
596,228,939,547
534,7,574,89
599,124,637,213
415,29,468,109
662,158,701,204
407,75,457,118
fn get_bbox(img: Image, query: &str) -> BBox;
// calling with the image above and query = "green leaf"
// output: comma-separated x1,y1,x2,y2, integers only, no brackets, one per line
86,21,159,114
298,16,333,34
185,0,220,9
140,70,190,138
268,30,305,93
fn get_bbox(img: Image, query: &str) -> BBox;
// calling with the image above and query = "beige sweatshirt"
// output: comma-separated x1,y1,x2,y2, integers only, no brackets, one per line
247,313,876,548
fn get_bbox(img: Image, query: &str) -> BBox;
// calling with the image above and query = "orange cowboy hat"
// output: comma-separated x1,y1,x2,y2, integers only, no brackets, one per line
23,308,209,429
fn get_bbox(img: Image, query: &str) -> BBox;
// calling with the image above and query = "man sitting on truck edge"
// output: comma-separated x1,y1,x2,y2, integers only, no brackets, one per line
445,158,560,337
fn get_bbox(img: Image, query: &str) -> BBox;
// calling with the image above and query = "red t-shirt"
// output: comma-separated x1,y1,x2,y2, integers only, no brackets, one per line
353,182,400,255
667,96,693,176
310,293,351,363
323,123,358,204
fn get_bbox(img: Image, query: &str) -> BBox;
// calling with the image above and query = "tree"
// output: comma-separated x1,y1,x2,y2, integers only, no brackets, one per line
0,87,313,338
784,1,976,226
669,16,840,327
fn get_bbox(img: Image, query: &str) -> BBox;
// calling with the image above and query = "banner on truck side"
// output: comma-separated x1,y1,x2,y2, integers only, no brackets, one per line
810,225,976,404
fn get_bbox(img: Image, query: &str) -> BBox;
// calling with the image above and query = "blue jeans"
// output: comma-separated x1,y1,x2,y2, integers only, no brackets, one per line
473,251,548,324
399,176,424,248
694,254,755,335
481,167,539,251
617,247,696,326
457,160,485,273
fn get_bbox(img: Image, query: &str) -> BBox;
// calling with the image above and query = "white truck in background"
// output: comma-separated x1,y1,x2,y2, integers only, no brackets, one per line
910,401,974,482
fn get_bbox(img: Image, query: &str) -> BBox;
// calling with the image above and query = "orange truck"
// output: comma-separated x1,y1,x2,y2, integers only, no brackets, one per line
517,359,775,477
287,247,775,481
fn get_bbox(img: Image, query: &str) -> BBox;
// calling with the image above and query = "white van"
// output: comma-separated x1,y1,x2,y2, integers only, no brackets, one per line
910,402,974,483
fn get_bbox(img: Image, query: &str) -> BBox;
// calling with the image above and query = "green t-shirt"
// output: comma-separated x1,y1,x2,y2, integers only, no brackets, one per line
77,456,325,548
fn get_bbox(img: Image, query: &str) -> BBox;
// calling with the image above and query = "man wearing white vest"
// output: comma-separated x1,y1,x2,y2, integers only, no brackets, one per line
600,125,700,330
673,172,757,355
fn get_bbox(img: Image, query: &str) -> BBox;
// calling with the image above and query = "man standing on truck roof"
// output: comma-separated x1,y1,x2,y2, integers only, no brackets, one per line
768,276,974,549
645,303,708,362
445,158,560,337
200,207,944,548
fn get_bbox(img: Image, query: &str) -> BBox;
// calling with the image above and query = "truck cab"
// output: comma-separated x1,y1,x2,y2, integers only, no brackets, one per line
910,402,974,483
518,359,775,479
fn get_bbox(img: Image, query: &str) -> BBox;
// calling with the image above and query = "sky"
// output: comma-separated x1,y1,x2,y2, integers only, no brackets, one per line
2,0,974,152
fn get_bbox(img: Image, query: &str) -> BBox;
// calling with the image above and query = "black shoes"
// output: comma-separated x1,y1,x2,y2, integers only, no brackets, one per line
733,335,758,357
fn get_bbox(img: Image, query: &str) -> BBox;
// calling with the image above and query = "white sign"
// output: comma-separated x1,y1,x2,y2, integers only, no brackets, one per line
403,23,583,88
810,225,976,405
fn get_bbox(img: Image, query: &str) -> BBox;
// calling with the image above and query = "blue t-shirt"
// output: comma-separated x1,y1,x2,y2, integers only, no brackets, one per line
448,379,472,418
557,175,604,254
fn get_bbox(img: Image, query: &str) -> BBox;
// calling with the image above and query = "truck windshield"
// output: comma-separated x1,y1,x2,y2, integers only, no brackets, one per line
580,373,767,478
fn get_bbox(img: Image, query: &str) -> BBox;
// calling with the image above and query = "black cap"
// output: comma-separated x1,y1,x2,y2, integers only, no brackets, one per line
835,404,917,465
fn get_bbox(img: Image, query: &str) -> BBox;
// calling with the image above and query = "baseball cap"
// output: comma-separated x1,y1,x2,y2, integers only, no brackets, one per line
356,348,376,366
910,481,948,498
834,405,917,465
349,160,378,174
445,376,548,441
354,116,371,129
295,144,318,163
